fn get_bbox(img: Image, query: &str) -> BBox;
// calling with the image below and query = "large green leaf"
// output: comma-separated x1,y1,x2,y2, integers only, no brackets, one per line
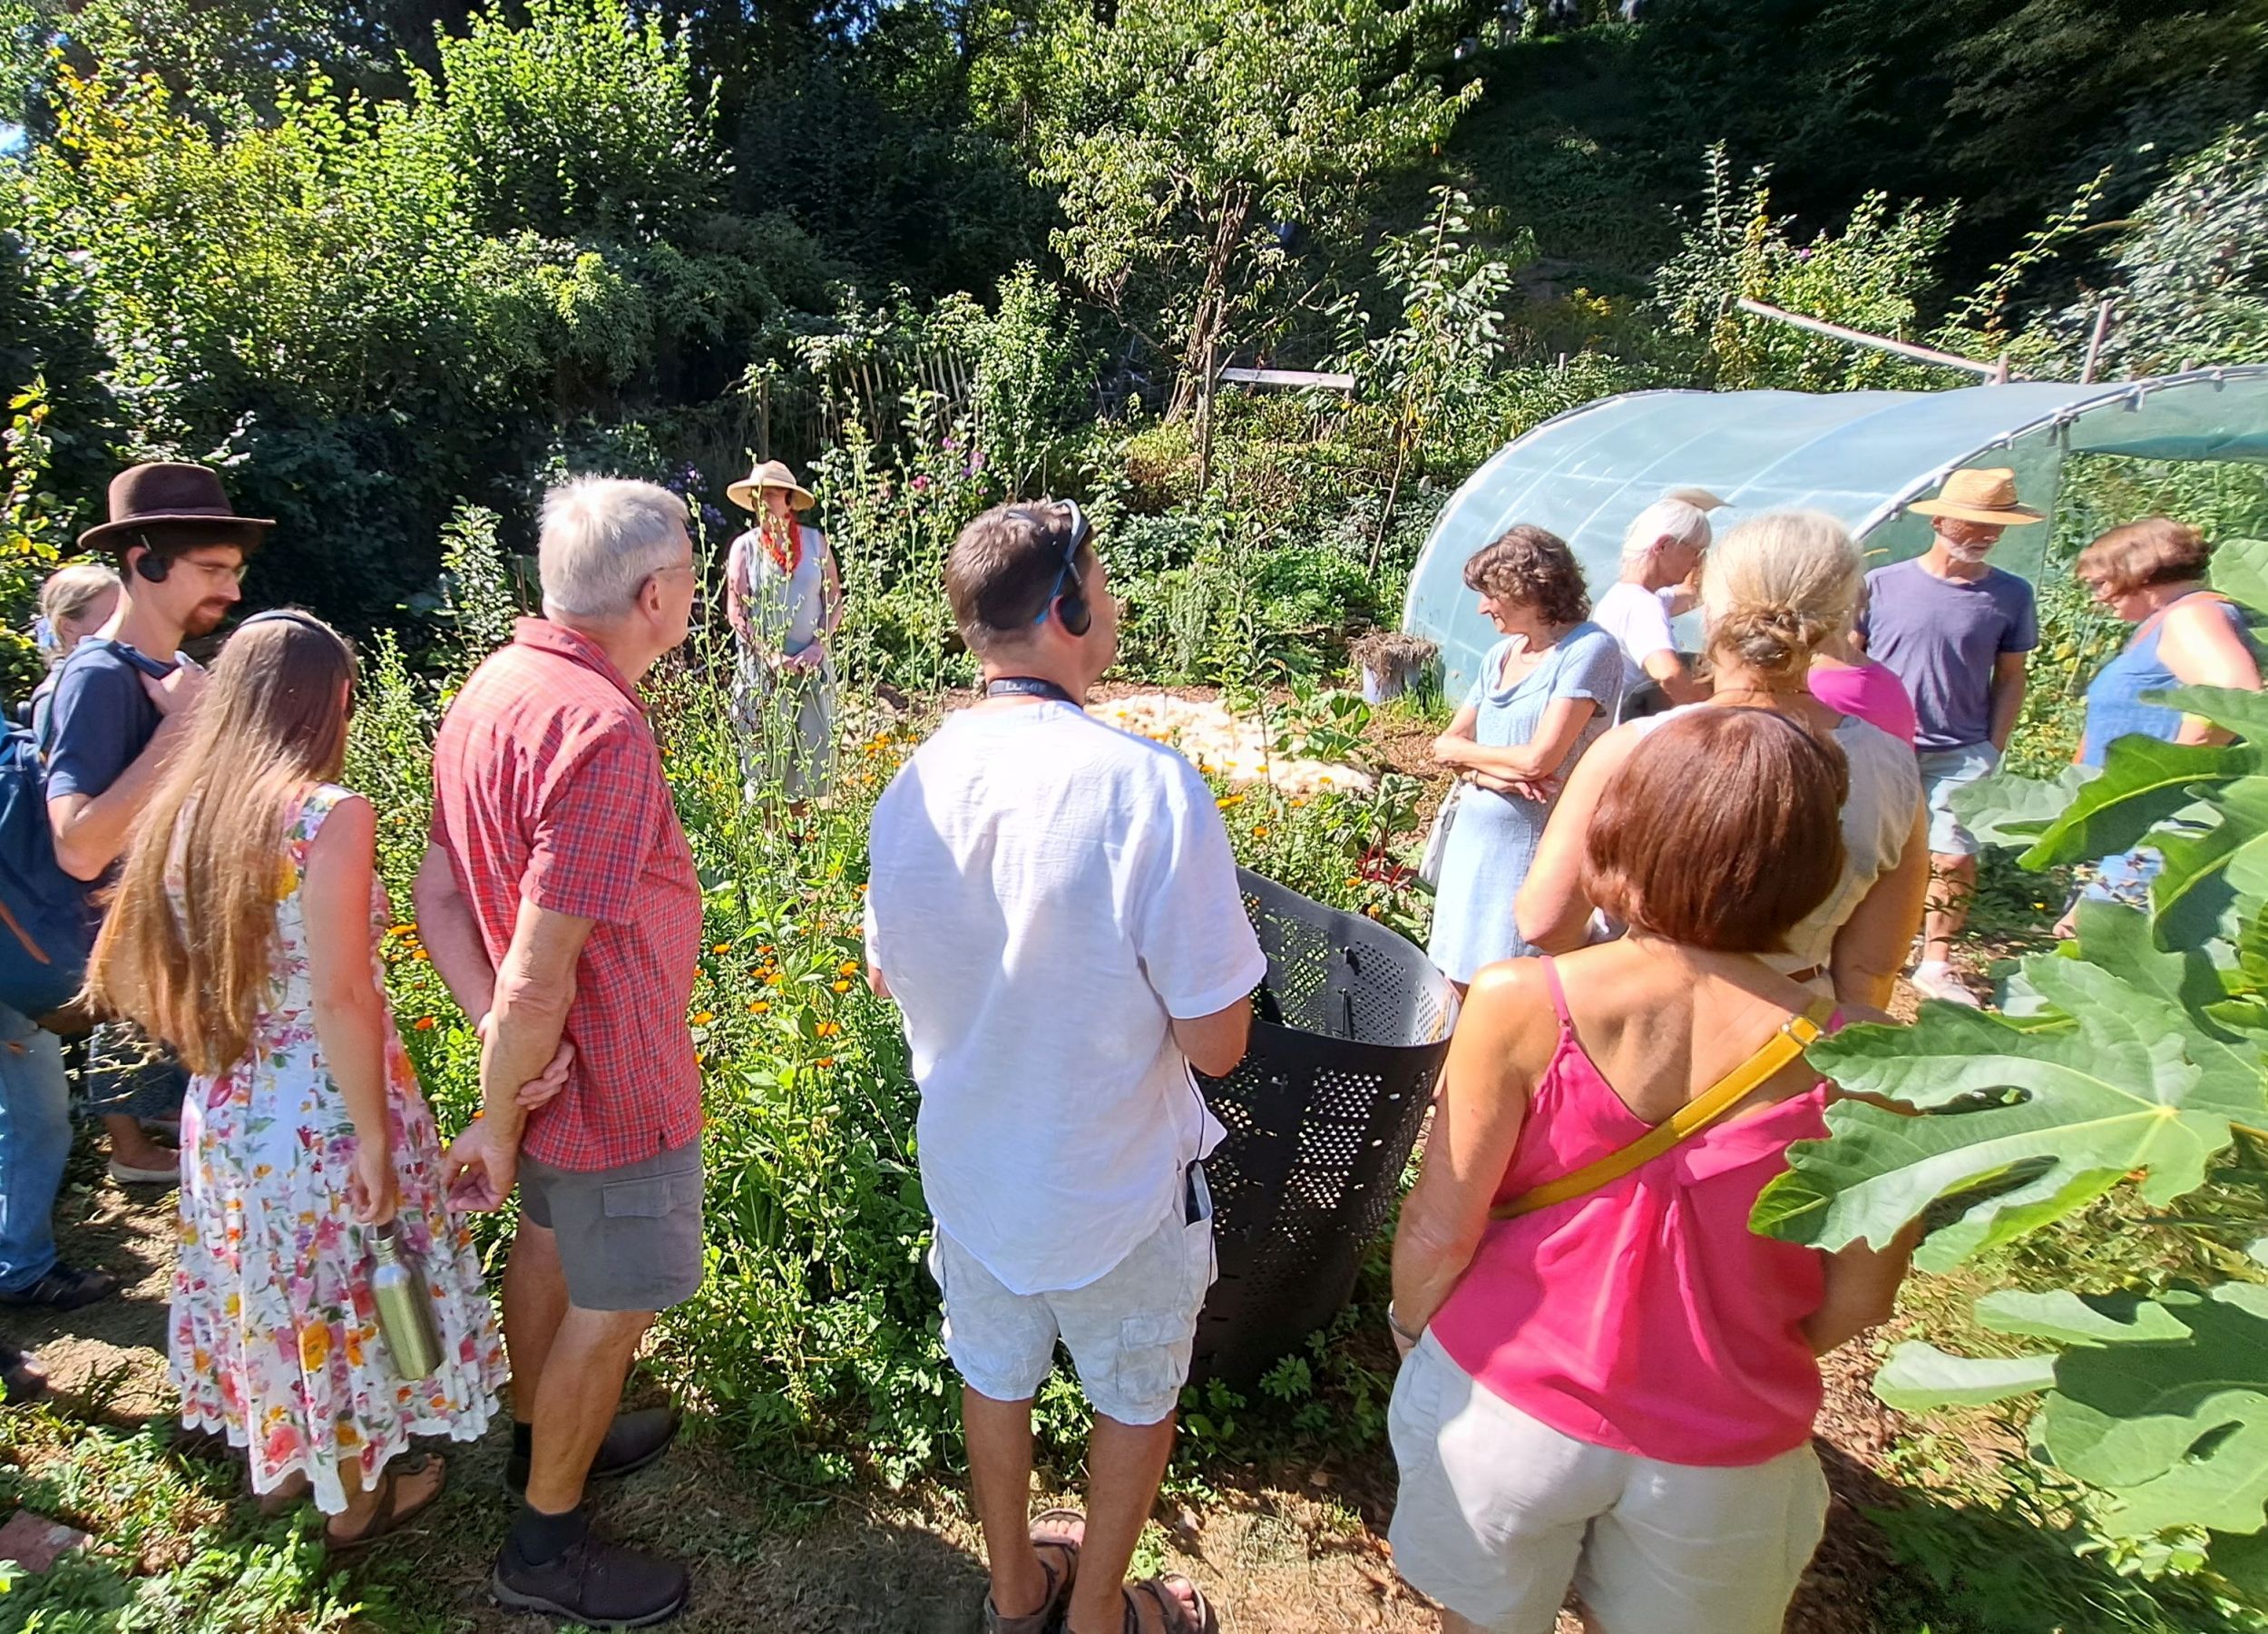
2036,1284,2268,1535
1755,954,2268,1264
2210,538,2268,616
2148,684,2268,742
2018,739,2260,870
2150,778,2268,936
1880,1287,2268,1538
1873,1340,2055,1411
1950,764,2092,849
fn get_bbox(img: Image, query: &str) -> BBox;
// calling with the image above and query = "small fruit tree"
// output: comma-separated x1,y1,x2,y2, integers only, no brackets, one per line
1755,540,2268,1593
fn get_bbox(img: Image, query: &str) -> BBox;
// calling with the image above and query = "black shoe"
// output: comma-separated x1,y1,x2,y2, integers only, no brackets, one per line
504,1405,680,1496
0,1263,118,1311
493,1527,689,1629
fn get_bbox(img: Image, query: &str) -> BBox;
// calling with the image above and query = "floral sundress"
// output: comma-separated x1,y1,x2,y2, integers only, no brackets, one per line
167,784,505,1514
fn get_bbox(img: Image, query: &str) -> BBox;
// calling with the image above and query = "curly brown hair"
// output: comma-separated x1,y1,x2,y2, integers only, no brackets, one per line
1461,524,1589,627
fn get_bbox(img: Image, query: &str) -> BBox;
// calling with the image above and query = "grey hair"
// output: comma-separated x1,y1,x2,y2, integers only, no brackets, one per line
1619,497,1713,574
538,478,689,620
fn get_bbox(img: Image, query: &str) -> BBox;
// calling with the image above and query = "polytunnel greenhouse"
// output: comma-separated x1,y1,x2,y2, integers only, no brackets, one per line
1403,367,2268,700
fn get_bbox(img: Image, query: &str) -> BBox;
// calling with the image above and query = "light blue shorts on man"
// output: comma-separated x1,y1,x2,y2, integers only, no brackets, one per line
1916,741,2000,857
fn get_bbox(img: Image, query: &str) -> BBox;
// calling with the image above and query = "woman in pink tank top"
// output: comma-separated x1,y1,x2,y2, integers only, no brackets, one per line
1386,710,1919,1634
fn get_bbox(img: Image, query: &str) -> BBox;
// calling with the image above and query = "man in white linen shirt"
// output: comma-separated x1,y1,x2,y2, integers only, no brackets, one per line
865,499,1263,1634
1592,494,1715,716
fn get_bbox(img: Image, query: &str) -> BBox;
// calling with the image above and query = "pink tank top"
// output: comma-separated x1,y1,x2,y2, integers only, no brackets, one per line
1427,960,1833,1466
1808,660,1918,746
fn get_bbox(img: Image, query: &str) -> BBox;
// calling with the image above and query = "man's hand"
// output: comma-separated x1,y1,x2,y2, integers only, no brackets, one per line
140,660,208,719
442,1116,519,1213
475,1014,575,1111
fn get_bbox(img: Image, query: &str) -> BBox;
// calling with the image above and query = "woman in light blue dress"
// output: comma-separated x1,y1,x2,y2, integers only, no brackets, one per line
725,460,844,806
1426,525,1625,989
2058,517,2260,932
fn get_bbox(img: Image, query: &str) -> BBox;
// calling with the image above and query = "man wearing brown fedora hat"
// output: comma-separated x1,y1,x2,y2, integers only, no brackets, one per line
37,463,271,1204
1859,466,2044,1008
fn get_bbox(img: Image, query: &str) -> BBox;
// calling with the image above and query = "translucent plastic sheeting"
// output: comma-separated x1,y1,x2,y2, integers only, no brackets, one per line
1404,367,2268,701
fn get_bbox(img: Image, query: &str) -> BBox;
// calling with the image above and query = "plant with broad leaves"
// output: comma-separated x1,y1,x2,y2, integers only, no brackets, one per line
1759,557,2268,1584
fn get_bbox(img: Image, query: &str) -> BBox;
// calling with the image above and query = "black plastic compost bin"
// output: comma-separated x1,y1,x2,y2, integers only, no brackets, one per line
1188,868,1457,1389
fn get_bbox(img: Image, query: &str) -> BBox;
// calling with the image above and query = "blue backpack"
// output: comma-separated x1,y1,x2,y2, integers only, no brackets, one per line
0,718,93,1019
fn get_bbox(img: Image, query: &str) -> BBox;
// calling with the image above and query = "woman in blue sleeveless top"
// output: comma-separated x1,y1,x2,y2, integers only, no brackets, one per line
2058,519,2260,934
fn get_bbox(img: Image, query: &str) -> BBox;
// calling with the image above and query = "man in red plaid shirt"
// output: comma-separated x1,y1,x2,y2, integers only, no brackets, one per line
414,477,703,1629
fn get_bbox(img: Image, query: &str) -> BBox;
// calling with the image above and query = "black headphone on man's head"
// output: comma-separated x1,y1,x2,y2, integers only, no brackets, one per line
1022,500,1093,638
131,535,172,584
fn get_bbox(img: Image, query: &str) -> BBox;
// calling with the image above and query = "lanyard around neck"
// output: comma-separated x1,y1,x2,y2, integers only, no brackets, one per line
985,676,1081,709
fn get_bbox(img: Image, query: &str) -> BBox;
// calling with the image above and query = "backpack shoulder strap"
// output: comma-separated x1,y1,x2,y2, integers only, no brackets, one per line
1491,995,1833,1222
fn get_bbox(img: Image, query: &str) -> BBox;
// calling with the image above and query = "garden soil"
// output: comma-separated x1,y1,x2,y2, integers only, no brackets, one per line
5,1179,1901,1632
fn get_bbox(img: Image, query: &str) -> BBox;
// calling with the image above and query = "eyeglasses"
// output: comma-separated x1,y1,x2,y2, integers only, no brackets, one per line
1031,500,1090,626
181,557,249,585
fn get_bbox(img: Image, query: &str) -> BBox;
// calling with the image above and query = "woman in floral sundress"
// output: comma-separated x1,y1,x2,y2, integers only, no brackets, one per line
85,611,549,1547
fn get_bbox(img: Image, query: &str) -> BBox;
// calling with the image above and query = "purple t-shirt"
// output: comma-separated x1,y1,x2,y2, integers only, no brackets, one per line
1860,560,2037,752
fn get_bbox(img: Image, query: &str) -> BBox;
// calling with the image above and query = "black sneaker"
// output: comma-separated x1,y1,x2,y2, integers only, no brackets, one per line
0,1264,118,1311
503,1406,680,1496
493,1528,689,1629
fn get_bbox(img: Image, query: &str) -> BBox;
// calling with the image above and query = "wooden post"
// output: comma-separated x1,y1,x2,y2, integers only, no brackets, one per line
2079,298,2116,385
1735,297,2008,379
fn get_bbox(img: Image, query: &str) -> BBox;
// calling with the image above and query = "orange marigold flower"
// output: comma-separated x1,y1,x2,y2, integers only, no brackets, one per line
816,1021,841,1038
832,979,851,993
815,1056,836,1069
837,960,859,976
692,1011,715,1025
413,1016,436,1032
713,943,732,955
748,1001,768,1014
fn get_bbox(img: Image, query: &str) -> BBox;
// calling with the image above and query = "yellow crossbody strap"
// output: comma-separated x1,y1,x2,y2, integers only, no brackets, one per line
1491,997,1834,1222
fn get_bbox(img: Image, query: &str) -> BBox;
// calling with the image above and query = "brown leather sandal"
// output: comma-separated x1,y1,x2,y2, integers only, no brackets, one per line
1119,1573,1220,1634
982,1507,1086,1634
323,1453,446,1558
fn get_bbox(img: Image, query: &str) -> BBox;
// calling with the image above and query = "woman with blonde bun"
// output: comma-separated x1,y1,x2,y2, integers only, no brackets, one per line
1518,510,1929,1010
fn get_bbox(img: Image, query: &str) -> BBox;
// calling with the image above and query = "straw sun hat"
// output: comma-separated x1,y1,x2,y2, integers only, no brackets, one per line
727,459,816,514
1907,467,2044,527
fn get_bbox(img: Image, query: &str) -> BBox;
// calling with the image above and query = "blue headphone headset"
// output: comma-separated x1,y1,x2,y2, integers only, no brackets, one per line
1023,500,1092,638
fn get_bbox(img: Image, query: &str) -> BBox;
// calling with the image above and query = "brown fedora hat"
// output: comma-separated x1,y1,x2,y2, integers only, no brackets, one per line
726,459,816,514
76,462,275,553
1907,467,2044,527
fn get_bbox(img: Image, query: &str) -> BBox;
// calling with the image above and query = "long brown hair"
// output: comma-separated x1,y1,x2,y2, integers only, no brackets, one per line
84,612,357,1074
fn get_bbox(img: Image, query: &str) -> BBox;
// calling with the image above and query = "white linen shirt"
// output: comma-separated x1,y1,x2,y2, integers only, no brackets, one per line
1593,581,1679,692
865,701,1266,1295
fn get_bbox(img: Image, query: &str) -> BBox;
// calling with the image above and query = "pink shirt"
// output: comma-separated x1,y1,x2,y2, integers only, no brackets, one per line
1808,660,1918,746
1428,960,1832,1466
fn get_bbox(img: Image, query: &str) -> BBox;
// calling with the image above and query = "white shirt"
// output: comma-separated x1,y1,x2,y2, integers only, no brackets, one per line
1593,581,1679,691
864,701,1267,1295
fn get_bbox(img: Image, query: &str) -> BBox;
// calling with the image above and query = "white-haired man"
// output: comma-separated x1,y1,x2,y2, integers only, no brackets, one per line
1593,495,1714,716
414,477,702,1627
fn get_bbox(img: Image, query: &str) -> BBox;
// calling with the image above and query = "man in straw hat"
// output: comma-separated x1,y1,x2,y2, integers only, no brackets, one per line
1859,466,2044,1007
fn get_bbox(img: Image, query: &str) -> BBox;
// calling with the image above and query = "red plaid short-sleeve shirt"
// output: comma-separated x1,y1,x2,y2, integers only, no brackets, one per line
430,619,703,1171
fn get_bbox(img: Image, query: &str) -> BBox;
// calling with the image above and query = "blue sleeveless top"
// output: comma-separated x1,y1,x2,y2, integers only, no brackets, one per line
2081,592,2251,768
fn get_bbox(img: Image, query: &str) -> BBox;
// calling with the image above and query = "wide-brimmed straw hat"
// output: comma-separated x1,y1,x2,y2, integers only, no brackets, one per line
76,462,275,553
727,459,816,514
1907,467,2044,526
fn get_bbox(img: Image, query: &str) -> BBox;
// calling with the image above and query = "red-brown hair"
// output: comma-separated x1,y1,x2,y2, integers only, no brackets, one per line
1583,709,1849,953
2075,517,2213,597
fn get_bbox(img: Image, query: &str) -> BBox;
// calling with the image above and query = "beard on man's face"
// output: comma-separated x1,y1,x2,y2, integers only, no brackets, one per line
184,601,233,638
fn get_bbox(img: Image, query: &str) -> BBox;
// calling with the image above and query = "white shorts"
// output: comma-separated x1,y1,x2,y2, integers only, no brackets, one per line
1387,1332,1828,1634
928,1204,1214,1426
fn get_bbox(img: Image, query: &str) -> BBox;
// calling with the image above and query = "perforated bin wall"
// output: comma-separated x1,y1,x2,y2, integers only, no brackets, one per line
1188,870,1457,1389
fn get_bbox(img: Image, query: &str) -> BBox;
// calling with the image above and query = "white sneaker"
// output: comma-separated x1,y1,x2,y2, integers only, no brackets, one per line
108,1155,180,1188
1910,961,1983,1009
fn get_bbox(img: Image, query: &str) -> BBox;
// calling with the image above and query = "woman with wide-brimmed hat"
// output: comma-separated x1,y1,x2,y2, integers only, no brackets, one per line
724,459,842,805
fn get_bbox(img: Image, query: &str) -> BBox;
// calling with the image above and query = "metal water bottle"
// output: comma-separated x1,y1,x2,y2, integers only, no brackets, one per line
369,1221,444,1381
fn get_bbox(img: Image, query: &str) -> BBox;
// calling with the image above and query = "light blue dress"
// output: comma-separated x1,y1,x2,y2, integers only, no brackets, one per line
1426,625,1624,983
